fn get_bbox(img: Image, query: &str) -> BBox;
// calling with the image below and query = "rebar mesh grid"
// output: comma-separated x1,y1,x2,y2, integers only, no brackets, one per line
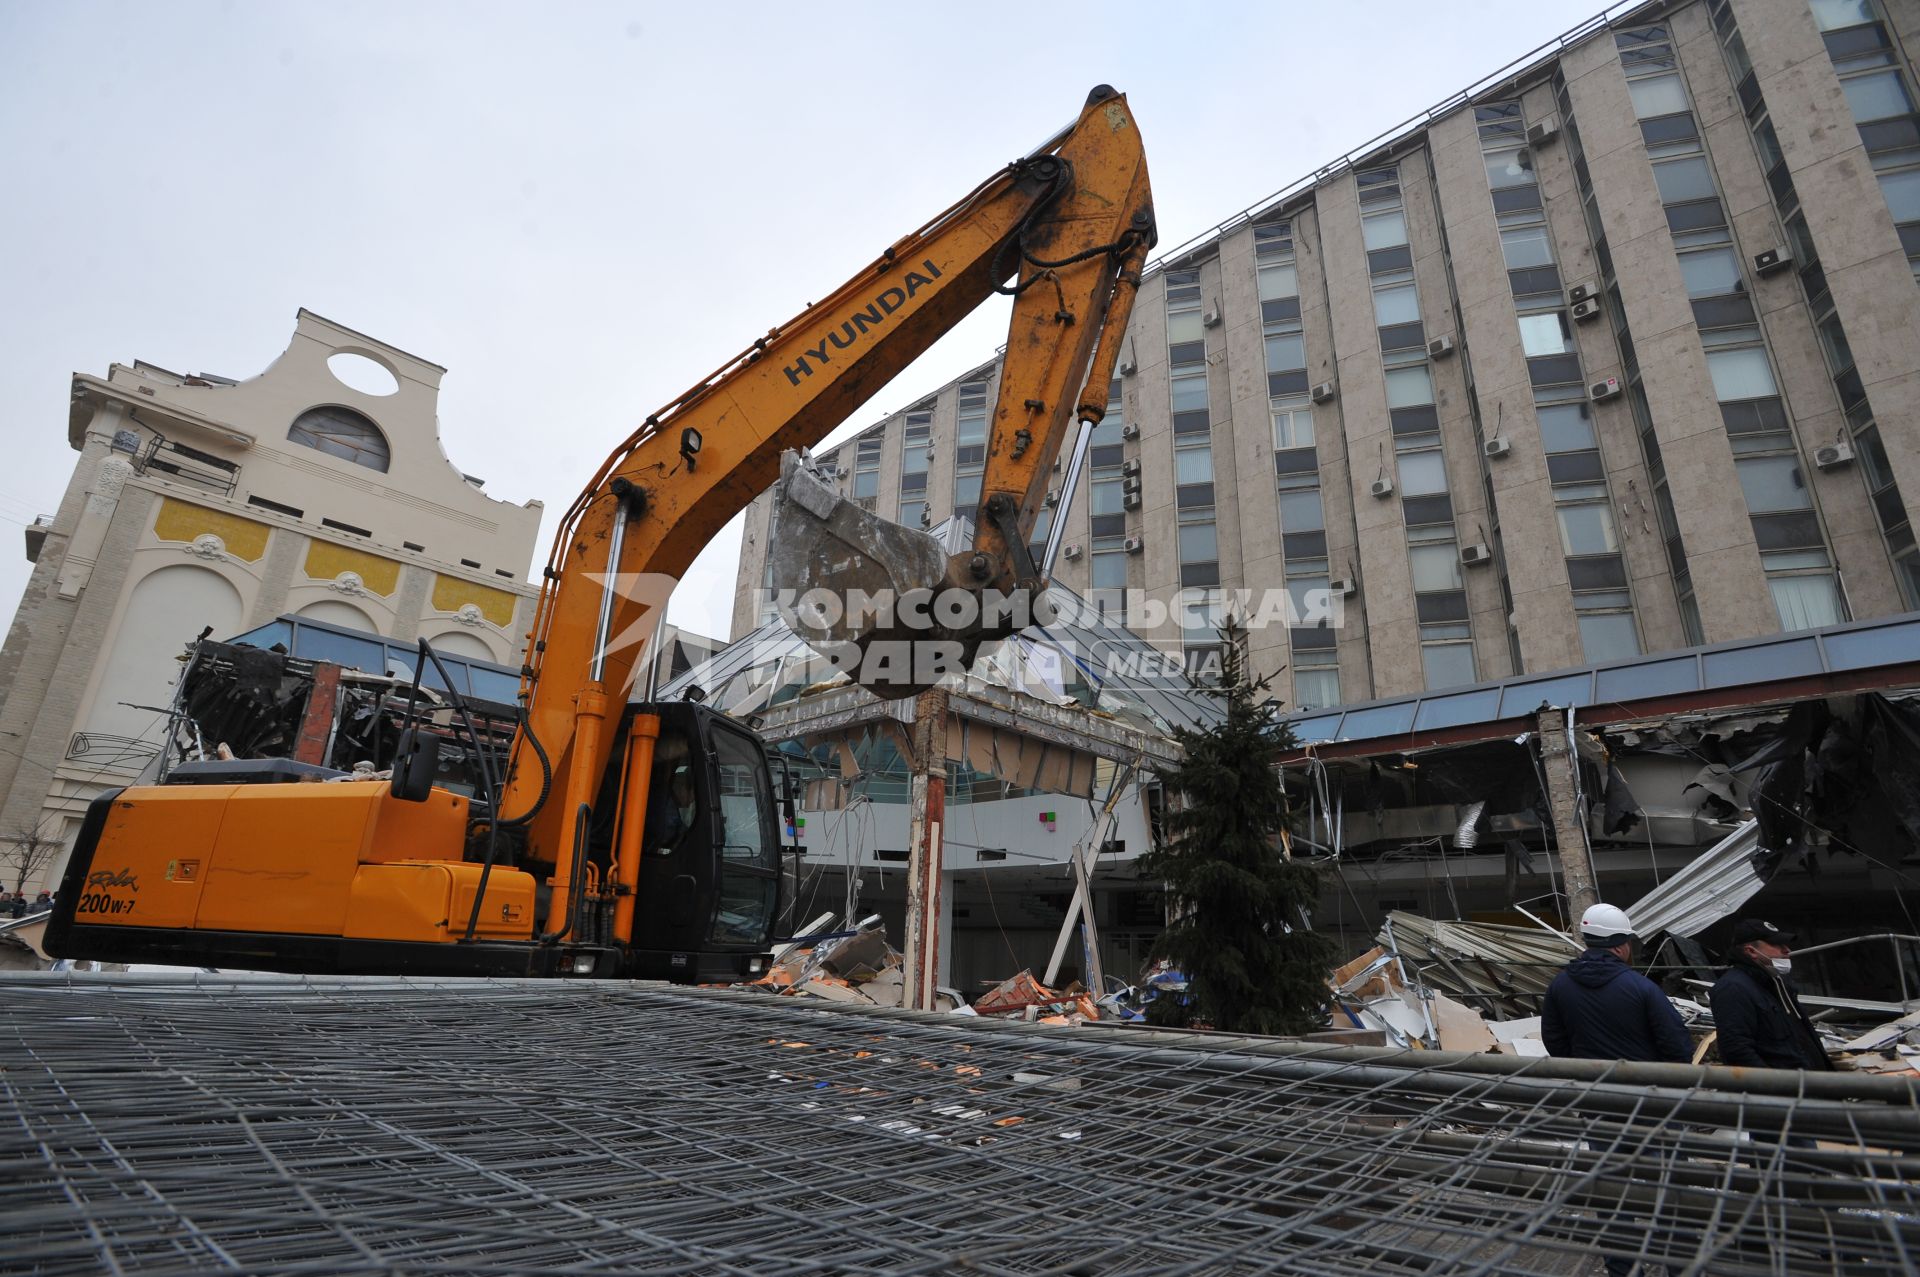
2,974,1916,1275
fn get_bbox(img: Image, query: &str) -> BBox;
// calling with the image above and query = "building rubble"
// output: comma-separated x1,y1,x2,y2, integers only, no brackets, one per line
751,914,1110,1022
1326,908,1920,1077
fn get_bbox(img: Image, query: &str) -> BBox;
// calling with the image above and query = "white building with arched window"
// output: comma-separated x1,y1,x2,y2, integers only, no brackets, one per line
0,310,543,889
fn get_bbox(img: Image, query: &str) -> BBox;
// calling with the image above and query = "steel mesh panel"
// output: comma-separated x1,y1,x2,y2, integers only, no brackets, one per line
2,973,1915,1275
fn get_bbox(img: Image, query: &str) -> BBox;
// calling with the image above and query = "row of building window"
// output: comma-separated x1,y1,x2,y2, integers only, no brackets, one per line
1258,220,1339,709
1479,98,1642,666
1618,22,1849,633
1358,164,1477,691
1708,0,1920,610
798,2,1919,697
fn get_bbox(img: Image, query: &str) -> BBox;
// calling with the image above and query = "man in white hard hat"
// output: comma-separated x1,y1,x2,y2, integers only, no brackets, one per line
1541,902,1691,1064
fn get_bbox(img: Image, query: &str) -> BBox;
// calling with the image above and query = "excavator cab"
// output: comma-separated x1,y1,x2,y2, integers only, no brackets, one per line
602,702,784,980
44,700,782,982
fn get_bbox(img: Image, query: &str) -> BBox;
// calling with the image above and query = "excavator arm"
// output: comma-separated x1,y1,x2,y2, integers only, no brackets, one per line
505,86,1153,897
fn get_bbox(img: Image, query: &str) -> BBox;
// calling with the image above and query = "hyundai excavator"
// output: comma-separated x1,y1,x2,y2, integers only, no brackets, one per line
44,86,1154,981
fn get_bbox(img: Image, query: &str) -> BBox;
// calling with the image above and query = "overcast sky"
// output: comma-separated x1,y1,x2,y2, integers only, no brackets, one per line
0,0,1607,645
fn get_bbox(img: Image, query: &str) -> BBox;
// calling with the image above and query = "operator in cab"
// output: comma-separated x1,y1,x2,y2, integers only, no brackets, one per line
644,736,699,855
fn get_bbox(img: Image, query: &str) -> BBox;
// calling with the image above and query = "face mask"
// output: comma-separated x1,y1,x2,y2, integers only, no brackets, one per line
1770,957,1792,975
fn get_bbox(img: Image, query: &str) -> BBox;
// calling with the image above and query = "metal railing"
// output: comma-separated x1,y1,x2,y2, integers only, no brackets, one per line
135,431,239,495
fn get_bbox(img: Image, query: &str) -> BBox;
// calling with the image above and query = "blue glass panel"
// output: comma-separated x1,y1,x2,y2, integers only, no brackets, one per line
1336,701,1418,740
1413,688,1504,730
1288,713,1344,744
417,654,464,695
1497,674,1593,718
1824,618,1920,671
1702,638,1820,688
1594,656,1698,702
228,619,294,651
293,625,387,674
470,667,522,704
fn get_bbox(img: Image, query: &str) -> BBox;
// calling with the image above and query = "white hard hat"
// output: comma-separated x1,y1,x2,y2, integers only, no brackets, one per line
1579,902,1636,943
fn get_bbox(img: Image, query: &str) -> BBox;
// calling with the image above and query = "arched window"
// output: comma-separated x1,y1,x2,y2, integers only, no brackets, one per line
288,406,391,472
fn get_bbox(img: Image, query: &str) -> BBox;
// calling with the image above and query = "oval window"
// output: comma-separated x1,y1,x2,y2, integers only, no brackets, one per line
327,352,399,396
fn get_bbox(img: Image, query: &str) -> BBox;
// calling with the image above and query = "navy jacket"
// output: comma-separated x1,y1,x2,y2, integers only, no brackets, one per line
1541,949,1692,1063
1709,955,1833,1071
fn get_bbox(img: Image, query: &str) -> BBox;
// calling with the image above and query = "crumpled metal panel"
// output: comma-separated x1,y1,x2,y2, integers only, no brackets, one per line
1625,818,1763,939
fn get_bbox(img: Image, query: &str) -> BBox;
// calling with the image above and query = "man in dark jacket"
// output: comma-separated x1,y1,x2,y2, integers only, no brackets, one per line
1543,904,1692,1277
1710,919,1832,1071
1542,903,1692,1064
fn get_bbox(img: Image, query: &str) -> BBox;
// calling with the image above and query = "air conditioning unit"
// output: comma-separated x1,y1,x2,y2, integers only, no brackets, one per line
1814,440,1856,470
1427,334,1456,359
1122,476,1143,495
1527,118,1559,146
1118,356,1137,375
1753,246,1792,275
1589,376,1622,402
1202,307,1223,328
1571,298,1601,322
1121,458,1142,477
1370,477,1395,499
1566,280,1598,306
1329,577,1357,596
1310,381,1337,404
1044,488,1060,507
1123,492,1142,510
1123,536,1145,554
1483,437,1512,459
1460,543,1494,567
1062,543,1084,560
1120,422,1140,440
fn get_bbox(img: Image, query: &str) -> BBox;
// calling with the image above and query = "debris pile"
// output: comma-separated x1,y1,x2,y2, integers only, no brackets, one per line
752,916,925,1009
1372,911,1577,1017
970,970,1099,1023
1329,944,1498,1053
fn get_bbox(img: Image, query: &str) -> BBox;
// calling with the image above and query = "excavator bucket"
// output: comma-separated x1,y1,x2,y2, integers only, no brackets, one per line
768,450,968,698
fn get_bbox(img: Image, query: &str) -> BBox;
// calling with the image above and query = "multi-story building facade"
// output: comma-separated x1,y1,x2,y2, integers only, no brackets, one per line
0,310,545,882
732,0,1920,712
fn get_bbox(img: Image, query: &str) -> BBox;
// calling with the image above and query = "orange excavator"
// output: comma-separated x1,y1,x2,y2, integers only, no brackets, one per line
45,87,1154,981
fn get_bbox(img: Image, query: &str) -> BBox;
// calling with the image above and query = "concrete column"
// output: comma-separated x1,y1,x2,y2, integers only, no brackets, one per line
389,563,431,644
1536,706,1597,922
902,688,948,1011
246,526,307,629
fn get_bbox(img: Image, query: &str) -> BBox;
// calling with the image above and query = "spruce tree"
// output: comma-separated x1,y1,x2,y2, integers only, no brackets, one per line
1139,622,1336,1035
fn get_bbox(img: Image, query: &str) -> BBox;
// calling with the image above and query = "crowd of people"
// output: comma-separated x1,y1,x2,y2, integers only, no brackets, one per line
1,889,54,920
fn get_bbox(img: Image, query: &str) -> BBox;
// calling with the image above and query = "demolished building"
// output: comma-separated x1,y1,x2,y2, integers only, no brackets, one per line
1280,610,1920,1021
660,515,1223,1003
